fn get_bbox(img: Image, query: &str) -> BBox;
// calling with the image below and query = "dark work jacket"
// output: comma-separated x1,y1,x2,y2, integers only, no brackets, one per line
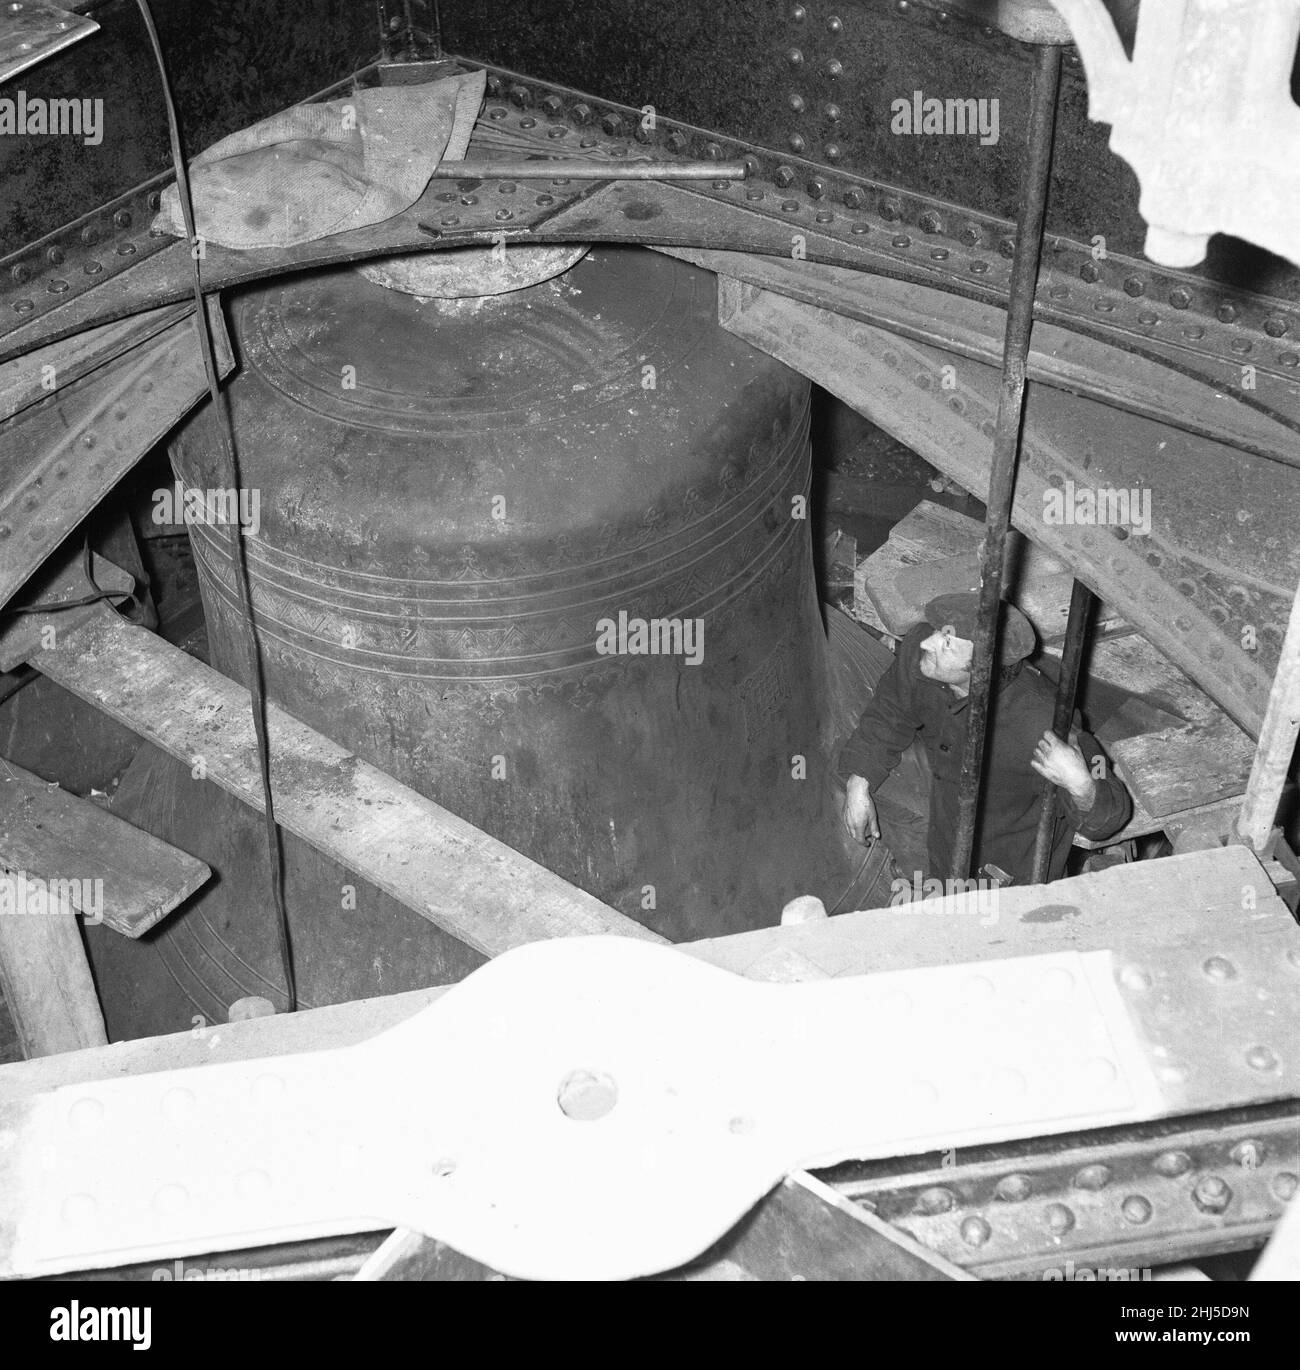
837,624,1131,884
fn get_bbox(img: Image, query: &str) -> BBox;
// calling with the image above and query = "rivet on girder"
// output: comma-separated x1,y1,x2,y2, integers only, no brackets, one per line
1044,1202,1075,1235
1123,276,1145,297
960,1215,991,1247
791,5,807,21
1154,1150,1192,1178
1072,1164,1111,1191
1121,1195,1153,1225
881,198,902,221
919,211,942,234
892,234,911,249
774,165,796,188
1119,964,1151,991
1079,262,1100,284
1202,955,1237,981
915,1186,956,1216
1217,302,1238,323
825,103,841,121
789,93,805,112
824,59,843,78
1245,1045,1280,1073
995,1174,1032,1203
824,144,841,161
1230,1141,1265,1170
1169,288,1192,309
843,188,865,210
789,134,807,153
786,47,804,68
827,15,843,34
1273,1172,1298,1201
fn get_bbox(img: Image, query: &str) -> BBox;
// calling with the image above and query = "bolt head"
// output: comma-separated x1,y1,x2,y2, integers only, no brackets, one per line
1193,1175,1232,1213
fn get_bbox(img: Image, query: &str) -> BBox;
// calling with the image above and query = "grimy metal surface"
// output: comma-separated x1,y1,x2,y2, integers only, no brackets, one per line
0,1,98,85
5,54,1300,444
829,1101,1300,1279
0,0,379,254
0,301,232,612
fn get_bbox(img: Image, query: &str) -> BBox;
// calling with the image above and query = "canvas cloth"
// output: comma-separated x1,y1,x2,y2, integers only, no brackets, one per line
153,70,486,250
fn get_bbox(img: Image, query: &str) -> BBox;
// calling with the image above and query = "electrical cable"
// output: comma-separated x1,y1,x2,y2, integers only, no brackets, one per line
2,535,124,615
132,0,297,1013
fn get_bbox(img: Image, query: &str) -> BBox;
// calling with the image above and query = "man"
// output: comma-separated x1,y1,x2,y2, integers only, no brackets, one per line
838,591,1131,886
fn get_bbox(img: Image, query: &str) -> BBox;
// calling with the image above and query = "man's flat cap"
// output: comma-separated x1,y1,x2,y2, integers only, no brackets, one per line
923,591,1036,663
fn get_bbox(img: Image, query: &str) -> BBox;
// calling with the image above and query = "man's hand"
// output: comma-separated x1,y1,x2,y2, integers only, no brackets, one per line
1030,729,1097,812
842,774,880,844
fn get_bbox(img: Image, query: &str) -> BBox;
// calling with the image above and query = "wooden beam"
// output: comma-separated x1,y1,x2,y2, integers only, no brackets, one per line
0,898,106,1059
0,757,210,938
25,606,664,958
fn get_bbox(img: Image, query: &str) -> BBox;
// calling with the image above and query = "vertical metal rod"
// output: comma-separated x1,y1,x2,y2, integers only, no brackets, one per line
1236,571,1300,853
950,44,1063,880
1031,578,1095,882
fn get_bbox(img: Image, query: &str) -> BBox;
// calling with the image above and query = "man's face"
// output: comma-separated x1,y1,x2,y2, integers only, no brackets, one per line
919,624,975,686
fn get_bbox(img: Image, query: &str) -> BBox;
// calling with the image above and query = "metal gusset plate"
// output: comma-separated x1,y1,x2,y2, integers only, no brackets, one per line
3,58,1298,440
0,1,97,86
358,1173,972,1282
829,1101,1300,1280
1,940,1167,1281
719,284,1280,736
0,301,232,612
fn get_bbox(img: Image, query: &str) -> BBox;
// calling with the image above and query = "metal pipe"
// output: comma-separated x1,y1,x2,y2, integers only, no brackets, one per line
1236,571,1300,853
950,43,1063,880
1030,578,1095,882
430,159,749,181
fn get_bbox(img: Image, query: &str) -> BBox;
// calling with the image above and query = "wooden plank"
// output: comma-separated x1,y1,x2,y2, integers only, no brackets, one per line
0,895,107,1059
25,606,665,959
0,758,210,938
1110,714,1257,819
